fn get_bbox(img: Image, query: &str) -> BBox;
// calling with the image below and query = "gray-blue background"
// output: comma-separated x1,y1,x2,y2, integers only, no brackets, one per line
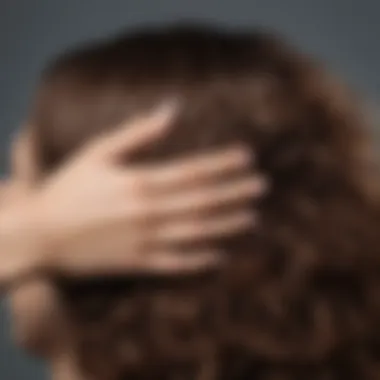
0,0,379,379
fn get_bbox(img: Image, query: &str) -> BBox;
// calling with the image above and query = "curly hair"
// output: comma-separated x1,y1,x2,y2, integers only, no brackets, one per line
29,24,380,380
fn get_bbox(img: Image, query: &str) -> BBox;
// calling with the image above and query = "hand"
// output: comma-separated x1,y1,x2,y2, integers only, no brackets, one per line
14,102,264,276
44,141,263,276
6,101,266,355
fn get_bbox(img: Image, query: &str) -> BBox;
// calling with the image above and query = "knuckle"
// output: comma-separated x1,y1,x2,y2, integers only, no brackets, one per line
127,172,148,195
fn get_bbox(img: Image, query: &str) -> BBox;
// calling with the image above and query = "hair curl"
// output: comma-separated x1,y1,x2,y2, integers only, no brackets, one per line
30,24,380,380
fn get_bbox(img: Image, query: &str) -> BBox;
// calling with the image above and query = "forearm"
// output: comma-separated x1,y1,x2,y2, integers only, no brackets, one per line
8,279,59,354
0,200,63,354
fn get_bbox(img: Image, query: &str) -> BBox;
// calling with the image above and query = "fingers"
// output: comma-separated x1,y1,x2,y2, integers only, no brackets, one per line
53,206,254,278
90,100,179,160
59,249,221,277
151,211,255,245
147,176,266,217
141,145,252,190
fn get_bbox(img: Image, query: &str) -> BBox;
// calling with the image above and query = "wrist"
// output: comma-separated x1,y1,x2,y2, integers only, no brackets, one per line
0,195,58,285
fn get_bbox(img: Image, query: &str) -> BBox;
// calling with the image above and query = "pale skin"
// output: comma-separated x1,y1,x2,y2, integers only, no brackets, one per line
1,102,266,378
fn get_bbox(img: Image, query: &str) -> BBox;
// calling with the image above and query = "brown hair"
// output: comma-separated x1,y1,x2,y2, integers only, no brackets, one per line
30,24,380,380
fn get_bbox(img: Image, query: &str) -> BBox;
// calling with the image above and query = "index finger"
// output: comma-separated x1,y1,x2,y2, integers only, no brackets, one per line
90,100,179,160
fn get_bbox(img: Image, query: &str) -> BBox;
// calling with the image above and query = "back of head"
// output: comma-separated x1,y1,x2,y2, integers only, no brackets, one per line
30,24,380,380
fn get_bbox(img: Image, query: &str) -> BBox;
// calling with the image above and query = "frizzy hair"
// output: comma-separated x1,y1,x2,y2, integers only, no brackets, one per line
30,24,380,380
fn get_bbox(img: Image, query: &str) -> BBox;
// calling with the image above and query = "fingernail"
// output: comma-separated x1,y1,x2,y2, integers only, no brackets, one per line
152,97,181,125
256,176,270,194
232,145,254,163
249,211,259,225
202,253,224,267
